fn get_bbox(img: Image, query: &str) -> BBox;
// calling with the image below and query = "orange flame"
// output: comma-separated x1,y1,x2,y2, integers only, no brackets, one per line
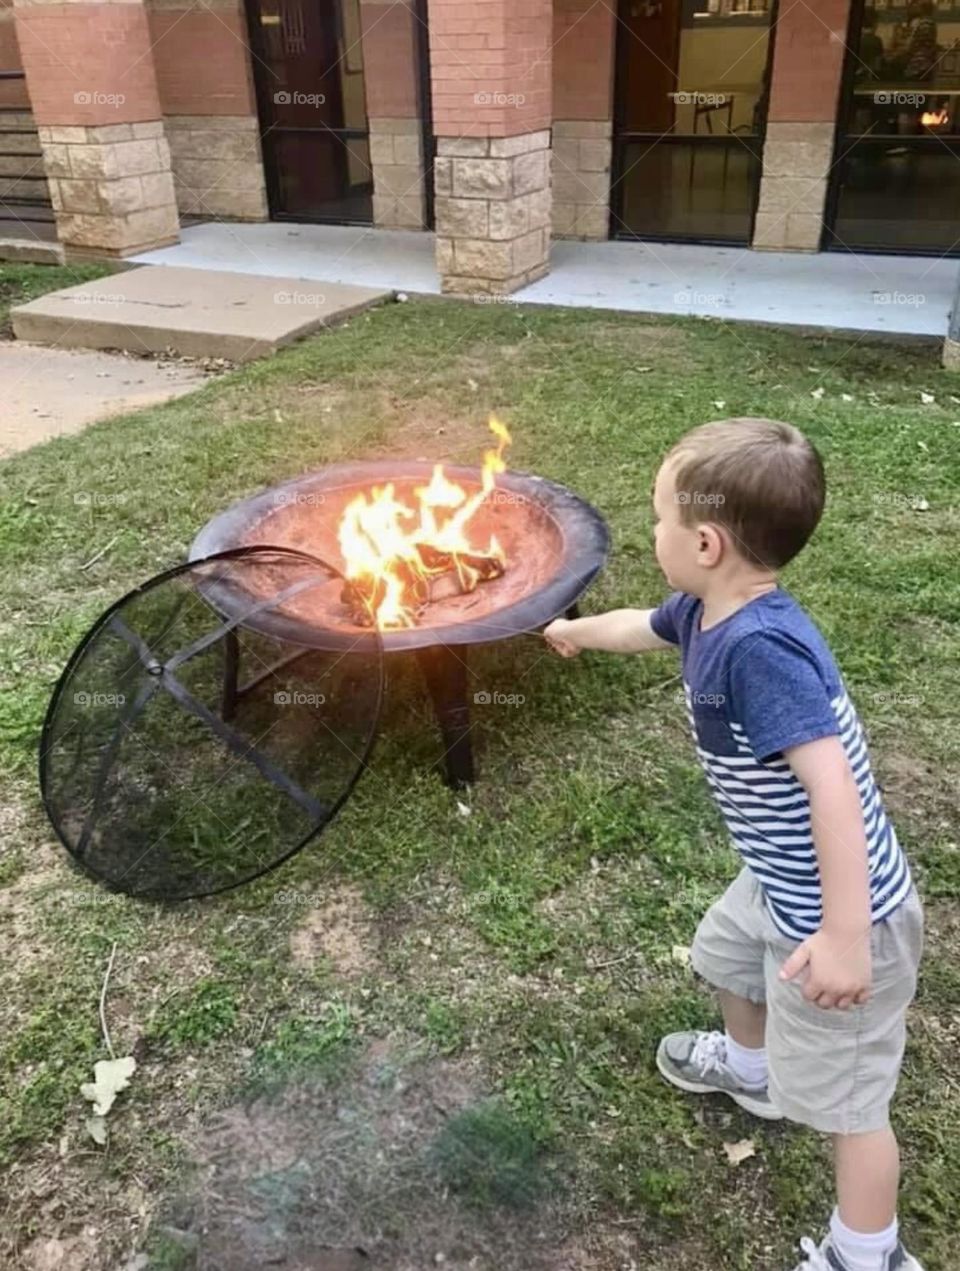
338,416,512,628
921,108,948,126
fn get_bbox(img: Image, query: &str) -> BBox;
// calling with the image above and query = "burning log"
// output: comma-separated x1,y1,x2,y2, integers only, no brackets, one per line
344,545,505,625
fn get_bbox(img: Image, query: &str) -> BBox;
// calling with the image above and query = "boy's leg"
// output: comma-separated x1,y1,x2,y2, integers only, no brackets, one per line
763,889,924,1269
834,1128,900,1232
718,987,766,1048
657,869,782,1119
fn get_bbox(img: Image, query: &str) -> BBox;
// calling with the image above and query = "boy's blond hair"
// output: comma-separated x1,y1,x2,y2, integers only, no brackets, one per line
665,417,825,569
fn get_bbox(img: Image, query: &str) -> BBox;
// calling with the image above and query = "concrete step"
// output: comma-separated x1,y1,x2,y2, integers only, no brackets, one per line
11,264,394,361
0,235,63,265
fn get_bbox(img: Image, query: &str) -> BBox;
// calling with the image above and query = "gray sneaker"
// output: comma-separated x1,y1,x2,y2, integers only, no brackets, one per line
792,1234,924,1270
656,1029,783,1120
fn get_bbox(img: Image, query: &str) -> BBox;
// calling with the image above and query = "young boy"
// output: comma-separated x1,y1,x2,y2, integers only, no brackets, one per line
544,419,924,1271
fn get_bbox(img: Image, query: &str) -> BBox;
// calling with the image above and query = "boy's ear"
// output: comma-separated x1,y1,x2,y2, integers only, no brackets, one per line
696,523,725,567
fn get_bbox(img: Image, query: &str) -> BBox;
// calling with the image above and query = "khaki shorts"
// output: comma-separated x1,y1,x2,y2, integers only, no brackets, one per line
691,867,923,1135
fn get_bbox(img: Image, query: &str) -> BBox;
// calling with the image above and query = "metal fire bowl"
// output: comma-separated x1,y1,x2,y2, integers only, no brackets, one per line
190,461,609,653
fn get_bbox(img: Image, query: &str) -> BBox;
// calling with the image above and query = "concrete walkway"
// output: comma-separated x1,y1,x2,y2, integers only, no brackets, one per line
11,266,393,362
131,221,956,337
0,343,208,457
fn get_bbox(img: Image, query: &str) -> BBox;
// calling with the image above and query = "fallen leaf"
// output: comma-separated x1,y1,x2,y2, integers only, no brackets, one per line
456,801,471,817
85,1115,107,1145
920,392,935,405
810,387,825,401
467,378,478,392
723,1138,756,1166
913,497,930,510
841,393,854,402
80,1055,136,1117
712,399,726,410
671,944,692,966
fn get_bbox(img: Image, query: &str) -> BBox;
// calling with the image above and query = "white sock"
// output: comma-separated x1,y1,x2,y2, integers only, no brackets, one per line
830,1207,899,1271
722,1032,768,1088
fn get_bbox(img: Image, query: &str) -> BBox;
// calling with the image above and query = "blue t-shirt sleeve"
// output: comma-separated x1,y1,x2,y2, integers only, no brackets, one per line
727,631,840,761
650,591,695,645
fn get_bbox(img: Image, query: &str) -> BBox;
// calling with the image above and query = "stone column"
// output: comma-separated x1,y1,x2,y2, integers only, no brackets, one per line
753,0,851,252
551,0,615,240
148,0,268,221
13,0,179,259
427,0,552,294
361,0,426,229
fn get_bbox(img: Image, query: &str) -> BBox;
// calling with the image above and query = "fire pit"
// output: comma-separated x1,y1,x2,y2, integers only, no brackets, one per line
190,456,609,784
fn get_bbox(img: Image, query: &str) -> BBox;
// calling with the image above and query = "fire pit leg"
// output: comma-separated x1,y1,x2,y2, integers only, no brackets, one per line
222,629,240,722
414,644,475,787
565,603,581,620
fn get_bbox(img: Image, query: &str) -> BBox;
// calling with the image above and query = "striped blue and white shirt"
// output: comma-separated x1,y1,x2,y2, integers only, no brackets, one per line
650,589,912,940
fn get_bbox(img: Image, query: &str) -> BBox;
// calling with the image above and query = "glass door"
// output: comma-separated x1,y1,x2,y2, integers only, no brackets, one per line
612,0,776,244
827,0,960,254
245,0,373,223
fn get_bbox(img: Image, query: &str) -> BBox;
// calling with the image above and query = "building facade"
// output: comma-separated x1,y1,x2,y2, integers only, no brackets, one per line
2,0,957,291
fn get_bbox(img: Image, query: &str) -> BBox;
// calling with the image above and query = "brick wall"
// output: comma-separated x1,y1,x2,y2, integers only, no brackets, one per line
768,0,849,123
149,4,256,117
553,0,615,121
753,0,851,251
13,3,162,125
148,0,266,220
361,0,419,118
427,0,551,138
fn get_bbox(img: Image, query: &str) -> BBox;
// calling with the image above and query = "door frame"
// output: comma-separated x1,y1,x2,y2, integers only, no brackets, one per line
609,0,781,246
822,0,960,256
242,0,374,225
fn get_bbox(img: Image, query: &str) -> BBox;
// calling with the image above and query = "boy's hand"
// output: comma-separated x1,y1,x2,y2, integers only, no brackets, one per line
543,618,581,657
779,925,872,1010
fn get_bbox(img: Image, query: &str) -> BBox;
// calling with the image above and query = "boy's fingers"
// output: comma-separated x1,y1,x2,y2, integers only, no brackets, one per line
779,942,811,982
835,994,855,1010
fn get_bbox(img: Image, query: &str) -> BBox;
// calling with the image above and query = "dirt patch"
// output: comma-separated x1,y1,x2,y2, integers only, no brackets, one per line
0,344,212,458
156,1042,581,1270
289,883,378,976
19,1234,101,1271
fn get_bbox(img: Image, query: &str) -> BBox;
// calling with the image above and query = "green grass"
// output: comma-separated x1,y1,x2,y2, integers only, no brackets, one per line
0,282,958,1269
0,260,114,334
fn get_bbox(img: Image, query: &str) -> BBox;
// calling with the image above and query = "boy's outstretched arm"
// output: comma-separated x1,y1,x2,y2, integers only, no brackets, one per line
779,735,873,1010
543,609,674,657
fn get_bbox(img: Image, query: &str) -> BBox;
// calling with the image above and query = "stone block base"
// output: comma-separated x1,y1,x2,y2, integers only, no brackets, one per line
369,117,425,229
753,122,833,252
164,114,268,221
551,119,611,240
434,130,551,295
943,336,960,370
38,121,179,257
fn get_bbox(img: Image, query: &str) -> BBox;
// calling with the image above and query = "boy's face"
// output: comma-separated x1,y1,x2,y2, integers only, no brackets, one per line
652,461,704,593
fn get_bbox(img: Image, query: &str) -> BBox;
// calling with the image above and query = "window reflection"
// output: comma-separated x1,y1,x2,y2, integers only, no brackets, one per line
614,0,772,242
831,0,960,252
